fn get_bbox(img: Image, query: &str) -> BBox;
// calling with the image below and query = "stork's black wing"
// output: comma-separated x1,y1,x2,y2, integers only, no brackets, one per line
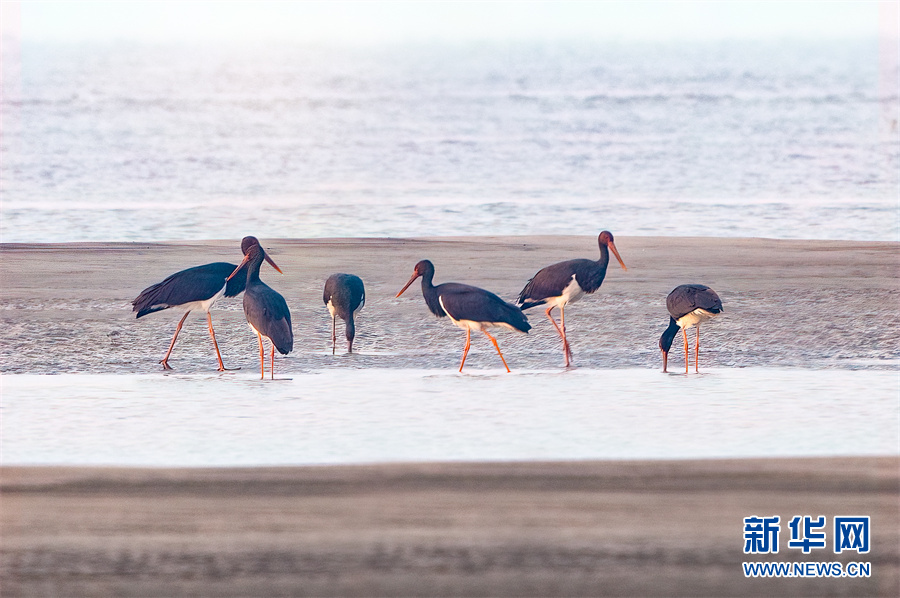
517,259,601,308
245,283,294,354
666,284,723,320
323,273,365,319
132,262,239,318
439,283,530,333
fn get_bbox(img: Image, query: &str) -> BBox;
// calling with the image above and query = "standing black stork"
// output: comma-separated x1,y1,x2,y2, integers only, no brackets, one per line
396,260,530,373
227,242,293,379
659,284,723,374
516,231,627,367
132,236,278,371
323,273,365,354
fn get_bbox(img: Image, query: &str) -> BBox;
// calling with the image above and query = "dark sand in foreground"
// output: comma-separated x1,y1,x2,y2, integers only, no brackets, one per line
1,458,898,597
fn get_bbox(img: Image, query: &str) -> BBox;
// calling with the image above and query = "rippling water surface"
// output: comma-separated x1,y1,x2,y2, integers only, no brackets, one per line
3,369,897,466
2,40,898,242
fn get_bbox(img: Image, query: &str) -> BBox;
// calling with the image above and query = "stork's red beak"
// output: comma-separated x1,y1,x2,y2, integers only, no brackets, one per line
264,253,283,274
226,254,250,282
396,271,421,297
608,241,627,271
226,251,283,282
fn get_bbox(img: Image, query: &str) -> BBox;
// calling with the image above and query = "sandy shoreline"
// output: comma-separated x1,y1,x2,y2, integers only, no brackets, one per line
1,235,898,372
1,458,897,597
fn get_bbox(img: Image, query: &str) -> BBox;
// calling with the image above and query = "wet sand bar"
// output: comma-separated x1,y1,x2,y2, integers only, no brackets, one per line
1,236,898,372
1,458,898,597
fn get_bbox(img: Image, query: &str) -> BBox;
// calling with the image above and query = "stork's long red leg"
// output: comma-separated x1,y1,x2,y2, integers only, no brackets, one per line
545,306,570,367
270,343,275,380
483,330,511,373
695,325,701,373
257,331,265,380
205,312,228,371
332,315,337,355
544,306,563,336
682,326,690,374
160,311,191,370
560,304,573,366
459,328,471,372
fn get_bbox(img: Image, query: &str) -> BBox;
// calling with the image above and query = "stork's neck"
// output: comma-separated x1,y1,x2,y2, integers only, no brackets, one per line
246,253,264,286
419,268,447,317
659,317,681,352
420,268,437,298
596,243,610,269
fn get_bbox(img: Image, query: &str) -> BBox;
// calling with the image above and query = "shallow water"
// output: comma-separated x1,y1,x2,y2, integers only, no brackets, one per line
2,40,898,242
2,368,897,466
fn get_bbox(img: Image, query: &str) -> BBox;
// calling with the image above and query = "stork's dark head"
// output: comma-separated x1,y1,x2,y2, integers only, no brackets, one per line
241,236,260,254
598,230,627,271
235,236,282,275
659,318,680,373
227,240,283,281
396,260,435,297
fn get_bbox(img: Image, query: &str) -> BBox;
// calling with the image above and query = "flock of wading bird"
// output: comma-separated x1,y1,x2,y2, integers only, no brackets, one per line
132,232,724,379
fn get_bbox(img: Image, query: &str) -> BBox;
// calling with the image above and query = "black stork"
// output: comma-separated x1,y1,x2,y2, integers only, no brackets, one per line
659,284,723,374
396,260,530,373
227,242,293,379
323,273,365,354
516,231,627,367
132,236,278,371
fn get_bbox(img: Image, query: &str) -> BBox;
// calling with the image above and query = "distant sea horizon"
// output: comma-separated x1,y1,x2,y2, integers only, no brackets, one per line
2,38,897,243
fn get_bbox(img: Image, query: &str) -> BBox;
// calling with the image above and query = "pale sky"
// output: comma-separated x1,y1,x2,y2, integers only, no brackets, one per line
0,1,892,44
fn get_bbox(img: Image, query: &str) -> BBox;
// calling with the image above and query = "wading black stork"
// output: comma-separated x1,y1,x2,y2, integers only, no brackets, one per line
227,242,293,379
659,284,723,374
396,260,530,373
132,236,277,370
323,273,365,354
516,231,627,367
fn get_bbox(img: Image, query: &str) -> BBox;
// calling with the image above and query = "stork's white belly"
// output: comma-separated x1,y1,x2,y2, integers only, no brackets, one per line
248,321,272,342
676,308,718,330
543,275,585,309
180,284,226,314
438,297,520,333
326,297,364,319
